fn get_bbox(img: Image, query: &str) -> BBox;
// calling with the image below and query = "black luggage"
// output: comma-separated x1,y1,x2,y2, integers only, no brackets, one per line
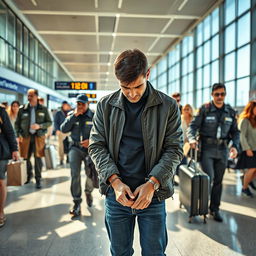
44,144,57,169
179,150,209,223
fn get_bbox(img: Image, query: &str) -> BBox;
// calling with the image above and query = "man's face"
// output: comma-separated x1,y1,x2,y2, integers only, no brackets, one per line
27,90,38,105
77,102,88,113
120,70,150,103
62,103,71,111
174,96,181,105
212,88,226,105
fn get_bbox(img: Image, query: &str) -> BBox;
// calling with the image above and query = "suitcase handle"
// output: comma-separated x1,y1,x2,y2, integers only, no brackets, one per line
188,148,199,173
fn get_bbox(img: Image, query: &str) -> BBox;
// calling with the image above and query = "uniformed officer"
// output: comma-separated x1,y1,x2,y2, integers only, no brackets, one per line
60,94,94,217
187,83,240,222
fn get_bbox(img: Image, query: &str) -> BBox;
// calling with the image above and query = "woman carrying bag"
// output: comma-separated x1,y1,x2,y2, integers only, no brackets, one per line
0,104,19,227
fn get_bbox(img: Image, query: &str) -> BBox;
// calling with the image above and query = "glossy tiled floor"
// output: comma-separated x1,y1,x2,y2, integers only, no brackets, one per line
0,166,255,256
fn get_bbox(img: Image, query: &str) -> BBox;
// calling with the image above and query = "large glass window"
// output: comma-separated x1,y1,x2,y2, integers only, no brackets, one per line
237,13,250,47
0,1,6,39
225,0,235,25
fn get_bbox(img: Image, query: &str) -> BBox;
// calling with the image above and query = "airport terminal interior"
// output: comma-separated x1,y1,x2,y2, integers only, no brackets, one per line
0,0,256,255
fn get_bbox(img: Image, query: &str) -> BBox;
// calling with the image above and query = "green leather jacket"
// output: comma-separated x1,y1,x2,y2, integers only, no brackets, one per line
15,103,52,138
89,82,183,201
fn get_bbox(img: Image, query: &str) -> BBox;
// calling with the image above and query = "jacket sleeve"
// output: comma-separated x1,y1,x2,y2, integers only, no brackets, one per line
15,108,22,137
239,119,249,151
187,107,204,143
60,113,77,133
1,108,18,152
229,112,240,150
39,108,52,129
88,102,120,185
54,112,61,131
148,103,183,186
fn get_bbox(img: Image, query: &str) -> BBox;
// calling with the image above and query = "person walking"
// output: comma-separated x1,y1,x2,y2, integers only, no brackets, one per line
89,49,183,256
15,89,52,189
187,83,240,222
54,101,71,166
61,95,95,217
236,100,256,197
0,104,19,227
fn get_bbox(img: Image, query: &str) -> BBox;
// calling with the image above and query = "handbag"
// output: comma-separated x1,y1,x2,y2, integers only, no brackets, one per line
7,160,27,186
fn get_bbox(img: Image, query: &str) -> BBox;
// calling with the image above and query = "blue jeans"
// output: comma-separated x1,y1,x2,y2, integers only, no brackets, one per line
105,188,167,256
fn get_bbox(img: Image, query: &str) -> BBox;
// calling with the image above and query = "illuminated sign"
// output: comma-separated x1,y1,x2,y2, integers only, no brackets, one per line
68,93,97,98
88,100,98,104
55,81,97,90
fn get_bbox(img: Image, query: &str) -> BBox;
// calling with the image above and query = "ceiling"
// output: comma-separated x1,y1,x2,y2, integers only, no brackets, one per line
12,0,218,91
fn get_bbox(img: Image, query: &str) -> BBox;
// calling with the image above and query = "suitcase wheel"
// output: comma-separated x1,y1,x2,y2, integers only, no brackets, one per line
188,216,193,223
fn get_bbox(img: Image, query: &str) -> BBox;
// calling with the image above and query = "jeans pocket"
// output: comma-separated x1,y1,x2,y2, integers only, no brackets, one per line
106,186,115,197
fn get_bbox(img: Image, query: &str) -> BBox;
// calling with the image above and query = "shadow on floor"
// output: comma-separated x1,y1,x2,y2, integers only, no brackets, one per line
0,204,110,256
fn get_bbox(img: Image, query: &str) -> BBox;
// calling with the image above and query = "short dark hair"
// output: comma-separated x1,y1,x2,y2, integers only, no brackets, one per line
28,88,39,96
171,92,181,98
114,49,148,84
211,83,226,93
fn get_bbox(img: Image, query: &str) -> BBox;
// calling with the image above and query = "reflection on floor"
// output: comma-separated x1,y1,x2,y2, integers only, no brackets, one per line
1,167,255,256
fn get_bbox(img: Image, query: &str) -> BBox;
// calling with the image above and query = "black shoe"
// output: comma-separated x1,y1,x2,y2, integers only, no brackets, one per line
249,181,256,190
210,211,223,222
85,193,93,207
242,188,253,197
69,203,81,216
36,181,41,189
25,175,32,184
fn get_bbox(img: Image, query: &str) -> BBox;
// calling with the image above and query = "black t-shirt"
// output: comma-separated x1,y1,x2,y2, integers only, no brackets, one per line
117,87,149,191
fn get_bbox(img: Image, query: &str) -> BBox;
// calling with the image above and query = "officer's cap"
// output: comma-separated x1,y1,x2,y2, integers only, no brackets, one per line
76,94,88,104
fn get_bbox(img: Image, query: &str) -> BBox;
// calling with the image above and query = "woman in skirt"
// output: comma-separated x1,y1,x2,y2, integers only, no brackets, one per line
236,100,256,197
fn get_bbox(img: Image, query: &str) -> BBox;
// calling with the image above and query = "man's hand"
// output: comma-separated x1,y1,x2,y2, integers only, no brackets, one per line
131,182,155,210
56,130,61,136
80,139,89,148
30,123,40,130
229,147,238,159
246,149,253,157
74,108,83,117
12,151,19,161
189,142,197,149
111,178,135,207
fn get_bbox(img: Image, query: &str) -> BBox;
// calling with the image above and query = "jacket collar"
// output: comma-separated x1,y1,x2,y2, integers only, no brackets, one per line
210,101,229,113
109,81,162,110
24,103,43,110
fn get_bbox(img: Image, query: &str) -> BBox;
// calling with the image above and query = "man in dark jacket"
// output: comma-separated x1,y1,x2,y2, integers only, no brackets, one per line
187,83,239,222
61,94,95,217
89,49,183,256
0,105,19,227
54,101,71,166
15,89,52,189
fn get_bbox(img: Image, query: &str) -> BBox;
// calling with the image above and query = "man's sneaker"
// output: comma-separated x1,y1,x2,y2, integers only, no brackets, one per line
69,203,81,217
249,181,256,190
210,211,223,222
85,193,93,207
242,188,254,197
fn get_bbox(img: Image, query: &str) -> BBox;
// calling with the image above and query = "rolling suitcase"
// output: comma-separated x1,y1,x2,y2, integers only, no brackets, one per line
179,150,209,223
44,144,57,169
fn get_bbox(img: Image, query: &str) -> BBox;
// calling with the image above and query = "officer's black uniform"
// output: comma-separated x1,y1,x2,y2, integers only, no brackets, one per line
187,101,239,214
60,107,94,209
